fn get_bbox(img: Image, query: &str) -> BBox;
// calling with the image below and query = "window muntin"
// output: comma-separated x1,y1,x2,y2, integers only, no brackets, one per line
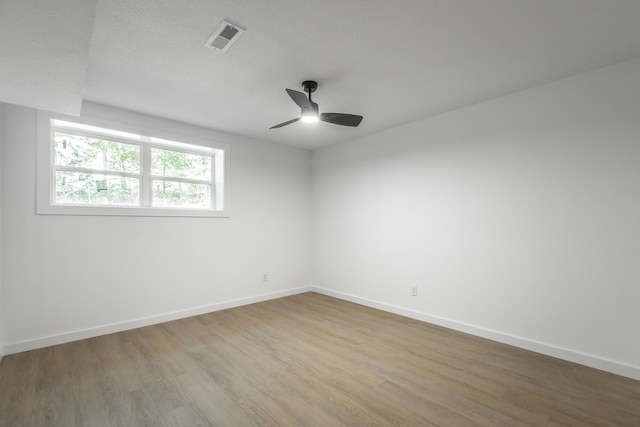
38,113,229,217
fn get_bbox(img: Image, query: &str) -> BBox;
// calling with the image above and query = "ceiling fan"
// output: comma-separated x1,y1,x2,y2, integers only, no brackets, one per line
270,80,363,129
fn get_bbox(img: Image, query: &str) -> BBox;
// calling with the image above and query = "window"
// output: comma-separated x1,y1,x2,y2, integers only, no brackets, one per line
37,112,229,217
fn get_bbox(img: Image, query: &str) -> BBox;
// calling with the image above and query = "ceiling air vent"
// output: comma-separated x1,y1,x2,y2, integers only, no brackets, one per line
205,20,244,53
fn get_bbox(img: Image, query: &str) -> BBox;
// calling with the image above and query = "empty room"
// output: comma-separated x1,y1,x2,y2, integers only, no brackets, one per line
0,0,639,426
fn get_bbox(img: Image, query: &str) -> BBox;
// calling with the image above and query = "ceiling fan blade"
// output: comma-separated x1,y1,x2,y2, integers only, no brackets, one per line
269,118,300,129
320,113,363,127
286,89,312,110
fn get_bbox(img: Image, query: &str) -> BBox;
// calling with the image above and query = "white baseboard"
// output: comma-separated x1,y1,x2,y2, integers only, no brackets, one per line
5,285,638,381
3,286,312,355
311,286,640,381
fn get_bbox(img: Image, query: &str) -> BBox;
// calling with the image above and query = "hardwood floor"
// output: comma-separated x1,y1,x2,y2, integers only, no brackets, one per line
0,292,638,426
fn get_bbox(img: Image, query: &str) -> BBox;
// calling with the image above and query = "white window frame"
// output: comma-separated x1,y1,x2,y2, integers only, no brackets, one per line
37,111,230,217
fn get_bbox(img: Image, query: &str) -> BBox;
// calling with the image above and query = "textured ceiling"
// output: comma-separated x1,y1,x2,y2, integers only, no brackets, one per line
3,1,640,149
0,0,97,115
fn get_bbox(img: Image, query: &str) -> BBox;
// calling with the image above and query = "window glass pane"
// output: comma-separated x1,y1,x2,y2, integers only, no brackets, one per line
152,180,212,208
151,148,212,180
54,132,140,174
55,171,140,206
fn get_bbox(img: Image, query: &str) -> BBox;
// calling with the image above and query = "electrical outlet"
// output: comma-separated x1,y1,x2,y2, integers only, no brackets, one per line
411,286,418,296
263,274,268,282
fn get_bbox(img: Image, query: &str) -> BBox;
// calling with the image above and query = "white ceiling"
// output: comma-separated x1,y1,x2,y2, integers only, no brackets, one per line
3,1,640,149
0,0,97,115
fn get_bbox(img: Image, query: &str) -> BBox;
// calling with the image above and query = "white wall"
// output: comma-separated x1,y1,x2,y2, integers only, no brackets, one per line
312,58,640,380
0,103,4,360
2,62,639,381
1,102,311,352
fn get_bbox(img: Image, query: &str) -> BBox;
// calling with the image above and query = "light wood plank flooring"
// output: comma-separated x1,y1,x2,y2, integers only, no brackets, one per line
0,292,638,426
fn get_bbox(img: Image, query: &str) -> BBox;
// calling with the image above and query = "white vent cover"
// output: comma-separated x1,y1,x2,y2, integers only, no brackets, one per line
205,20,244,52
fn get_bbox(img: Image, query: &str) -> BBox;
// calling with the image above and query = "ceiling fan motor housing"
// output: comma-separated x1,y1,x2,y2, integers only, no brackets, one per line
302,80,318,93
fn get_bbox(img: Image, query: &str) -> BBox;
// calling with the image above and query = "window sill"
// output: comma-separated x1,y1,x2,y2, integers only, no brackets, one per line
36,203,229,218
